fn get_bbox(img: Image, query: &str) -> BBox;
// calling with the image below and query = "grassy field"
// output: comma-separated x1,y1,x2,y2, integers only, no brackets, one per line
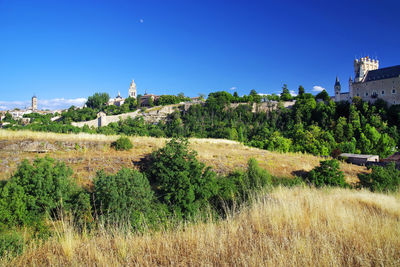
2,186,399,266
0,130,366,184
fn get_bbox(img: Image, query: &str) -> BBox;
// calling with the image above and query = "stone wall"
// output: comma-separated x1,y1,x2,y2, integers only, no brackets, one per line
71,105,180,128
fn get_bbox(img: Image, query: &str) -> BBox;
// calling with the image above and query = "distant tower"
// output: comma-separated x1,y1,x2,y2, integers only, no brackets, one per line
354,57,379,82
129,79,137,98
349,76,353,99
334,76,341,102
32,95,37,111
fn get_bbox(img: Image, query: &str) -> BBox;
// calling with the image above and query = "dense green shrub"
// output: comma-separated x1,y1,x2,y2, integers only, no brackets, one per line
93,168,155,228
0,157,90,229
306,159,347,188
145,138,218,219
0,232,24,258
246,158,271,189
358,162,400,192
112,136,133,151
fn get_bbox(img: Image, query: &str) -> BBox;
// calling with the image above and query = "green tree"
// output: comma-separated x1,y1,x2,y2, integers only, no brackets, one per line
86,92,110,109
0,157,90,228
93,168,154,228
358,162,400,192
306,160,347,188
145,138,218,218
315,90,330,101
280,84,292,101
297,85,305,98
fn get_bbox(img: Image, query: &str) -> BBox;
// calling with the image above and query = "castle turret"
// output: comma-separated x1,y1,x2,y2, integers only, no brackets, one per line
354,57,379,82
349,76,353,99
129,79,137,98
334,76,341,102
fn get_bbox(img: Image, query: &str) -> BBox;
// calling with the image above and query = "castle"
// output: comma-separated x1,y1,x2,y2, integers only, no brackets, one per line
334,57,400,105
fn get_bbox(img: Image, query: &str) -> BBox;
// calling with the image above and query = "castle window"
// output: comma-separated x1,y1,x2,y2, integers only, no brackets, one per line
382,90,385,95
393,89,396,94
357,93,360,96
366,92,369,96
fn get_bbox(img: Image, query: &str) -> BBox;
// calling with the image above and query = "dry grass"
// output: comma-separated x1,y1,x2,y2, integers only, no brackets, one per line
0,129,366,183
3,187,399,266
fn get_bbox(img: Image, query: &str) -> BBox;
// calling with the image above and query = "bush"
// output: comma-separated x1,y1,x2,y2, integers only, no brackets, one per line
112,136,133,151
213,158,272,212
145,138,218,219
93,168,154,229
358,162,400,192
246,158,271,189
0,156,90,229
306,159,348,188
0,232,24,258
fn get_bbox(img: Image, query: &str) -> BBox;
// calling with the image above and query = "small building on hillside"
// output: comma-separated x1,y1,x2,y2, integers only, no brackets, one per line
340,153,379,165
140,94,159,107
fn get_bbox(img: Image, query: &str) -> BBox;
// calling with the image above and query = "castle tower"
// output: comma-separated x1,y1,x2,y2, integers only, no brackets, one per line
334,76,341,102
129,79,137,98
354,57,379,82
349,76,353,99
32,95,37,111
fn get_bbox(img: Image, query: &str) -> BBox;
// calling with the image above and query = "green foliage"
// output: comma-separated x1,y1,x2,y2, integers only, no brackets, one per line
280,84,293,101
112,136,133,151
145,138,218,219
358,162,400,192
0,157,90,229
86,92,110,109
246,158,271,189
0,232,24,258
221,158,271,201
315,90,331,101
306,160,347,188
93,168,154,228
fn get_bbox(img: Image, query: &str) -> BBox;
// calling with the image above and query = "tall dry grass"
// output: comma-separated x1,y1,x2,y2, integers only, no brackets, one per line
3,187,399,266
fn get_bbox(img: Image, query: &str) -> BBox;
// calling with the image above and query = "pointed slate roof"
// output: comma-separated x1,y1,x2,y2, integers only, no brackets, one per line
335,76,341,86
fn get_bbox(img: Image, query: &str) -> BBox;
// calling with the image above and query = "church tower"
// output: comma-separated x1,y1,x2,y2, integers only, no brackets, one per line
334,76,341,102
32,95,37,111
129,79,137,98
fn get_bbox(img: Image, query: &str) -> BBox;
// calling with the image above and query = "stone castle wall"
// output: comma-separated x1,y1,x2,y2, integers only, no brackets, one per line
352,77,400,105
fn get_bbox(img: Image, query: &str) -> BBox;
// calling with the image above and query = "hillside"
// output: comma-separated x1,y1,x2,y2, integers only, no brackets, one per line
3,187,399,266
0,130,365,184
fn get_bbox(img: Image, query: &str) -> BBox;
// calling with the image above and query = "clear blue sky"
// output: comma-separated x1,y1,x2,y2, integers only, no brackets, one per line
1,0,400,109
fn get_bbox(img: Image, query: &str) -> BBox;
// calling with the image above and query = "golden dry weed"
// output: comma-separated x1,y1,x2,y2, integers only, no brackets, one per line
3,187,399,266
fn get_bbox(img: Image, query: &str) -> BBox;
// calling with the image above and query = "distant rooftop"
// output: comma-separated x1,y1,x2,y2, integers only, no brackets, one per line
340,153,378,159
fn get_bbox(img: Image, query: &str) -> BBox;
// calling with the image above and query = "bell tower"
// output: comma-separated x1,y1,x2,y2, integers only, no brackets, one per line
32,95,37,111
129,79,137,98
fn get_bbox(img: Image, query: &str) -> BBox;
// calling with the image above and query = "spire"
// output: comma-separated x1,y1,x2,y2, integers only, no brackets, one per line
335,76,341,86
